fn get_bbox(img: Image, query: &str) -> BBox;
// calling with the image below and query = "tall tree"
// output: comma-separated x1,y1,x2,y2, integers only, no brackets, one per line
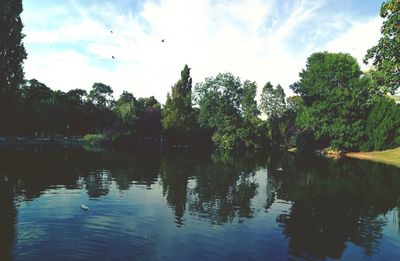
0,0,27,134
238,80,263,148
162,65,196,143
364,0,400,94
260,82,287,146
291,52,370,150
260,82,286,119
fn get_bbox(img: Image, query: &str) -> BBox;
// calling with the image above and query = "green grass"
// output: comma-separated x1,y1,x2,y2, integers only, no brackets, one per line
346,147,400,167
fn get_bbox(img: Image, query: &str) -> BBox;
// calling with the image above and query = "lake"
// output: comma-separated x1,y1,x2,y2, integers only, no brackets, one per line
1,145,400,260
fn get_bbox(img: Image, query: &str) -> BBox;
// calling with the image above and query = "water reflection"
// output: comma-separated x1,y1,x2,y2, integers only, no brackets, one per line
273,154,400,259
187,151,262,224
0,174,17,261
0,146,400,260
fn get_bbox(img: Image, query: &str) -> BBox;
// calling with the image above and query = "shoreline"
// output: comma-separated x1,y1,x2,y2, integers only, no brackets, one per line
288,146,400,168
0,137,83,146
346,147,400,168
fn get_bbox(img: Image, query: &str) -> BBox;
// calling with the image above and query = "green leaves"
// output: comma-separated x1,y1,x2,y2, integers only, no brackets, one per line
0,0,26,134
260,82,286,119
88,83,114,109
363,97,400,151
364,0,400,94
114,91,137,133
195,73,264,149
293,52,368,150
162,65,196,144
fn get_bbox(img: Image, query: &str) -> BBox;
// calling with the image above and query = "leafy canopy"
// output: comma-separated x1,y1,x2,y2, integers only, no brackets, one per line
364,0,400,94
291,52,370,150
162,65,195,132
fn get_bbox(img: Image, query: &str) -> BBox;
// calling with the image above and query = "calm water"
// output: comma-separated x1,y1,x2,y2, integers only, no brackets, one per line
1,146,400,260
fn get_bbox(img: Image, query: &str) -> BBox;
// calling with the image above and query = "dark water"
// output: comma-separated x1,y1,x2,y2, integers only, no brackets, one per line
1,146,400,260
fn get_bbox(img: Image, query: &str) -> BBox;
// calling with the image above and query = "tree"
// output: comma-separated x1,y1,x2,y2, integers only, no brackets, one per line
364,0,400,94
260,82,286,119
291,52,370,150
238,80,264,148
114,91,137,133
0,0,27,134
284,95,304,147
135,96,162,137
19,79,69,136
195,73,264,149
20,79,53,135
88,82,114,109
363,96,400,151
260,82,287,146
86,83,115,132
65,89,87,135
195,73,243,149
162,65,196,143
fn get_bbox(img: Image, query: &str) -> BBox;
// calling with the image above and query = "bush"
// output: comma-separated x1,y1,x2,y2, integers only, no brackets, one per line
83,133,108,144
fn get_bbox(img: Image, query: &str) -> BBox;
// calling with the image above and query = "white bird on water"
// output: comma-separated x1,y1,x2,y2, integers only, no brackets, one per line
80,204,89,211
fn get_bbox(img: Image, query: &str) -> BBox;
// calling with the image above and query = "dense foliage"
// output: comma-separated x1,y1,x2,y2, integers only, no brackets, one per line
195,73,266,150
363,97,400,151
364,0,400,94
162,65,197,144
0,0,27,135
260,82,287,147
291,52,372,150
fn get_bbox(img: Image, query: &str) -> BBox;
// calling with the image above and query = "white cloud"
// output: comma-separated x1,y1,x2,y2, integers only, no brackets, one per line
325,16,382,71
21,0,382,103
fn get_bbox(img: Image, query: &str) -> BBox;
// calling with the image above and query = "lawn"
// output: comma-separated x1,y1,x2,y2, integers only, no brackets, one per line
346,147,400,167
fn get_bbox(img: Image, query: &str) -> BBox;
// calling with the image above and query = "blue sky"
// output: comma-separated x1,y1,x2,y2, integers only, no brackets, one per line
21,0,384,102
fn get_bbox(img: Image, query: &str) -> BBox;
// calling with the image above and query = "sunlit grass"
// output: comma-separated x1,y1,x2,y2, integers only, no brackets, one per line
346,147,400,168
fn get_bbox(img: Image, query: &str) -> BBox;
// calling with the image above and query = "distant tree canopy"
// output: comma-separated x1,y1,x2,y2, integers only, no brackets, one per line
88,82,114,109
364,0,400,94
14,79,163,139
291,52,371,150
195,73,265,149
0,0,27,135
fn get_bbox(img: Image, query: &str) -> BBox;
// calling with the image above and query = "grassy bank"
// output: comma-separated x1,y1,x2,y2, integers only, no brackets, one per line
346,147,400,167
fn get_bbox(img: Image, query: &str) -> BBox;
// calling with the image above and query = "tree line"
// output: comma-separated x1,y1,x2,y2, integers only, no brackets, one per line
1,0,399,151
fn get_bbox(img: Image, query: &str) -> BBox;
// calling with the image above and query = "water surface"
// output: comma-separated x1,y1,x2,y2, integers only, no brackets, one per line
1,146,400,260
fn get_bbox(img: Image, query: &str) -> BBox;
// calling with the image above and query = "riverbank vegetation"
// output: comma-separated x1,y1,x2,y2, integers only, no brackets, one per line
1,0,399,152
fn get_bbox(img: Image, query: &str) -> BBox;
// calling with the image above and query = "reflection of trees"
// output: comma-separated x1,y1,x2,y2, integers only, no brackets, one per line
0,147,80,200
84,170,112,198
0,146,163,201
0,176,17,261
111,149,160,190
160,152,198,225
187,151,263,224
159,150,266,225
273,154,400,259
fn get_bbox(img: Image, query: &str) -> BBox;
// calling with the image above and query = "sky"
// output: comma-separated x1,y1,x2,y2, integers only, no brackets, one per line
21,0,384,103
